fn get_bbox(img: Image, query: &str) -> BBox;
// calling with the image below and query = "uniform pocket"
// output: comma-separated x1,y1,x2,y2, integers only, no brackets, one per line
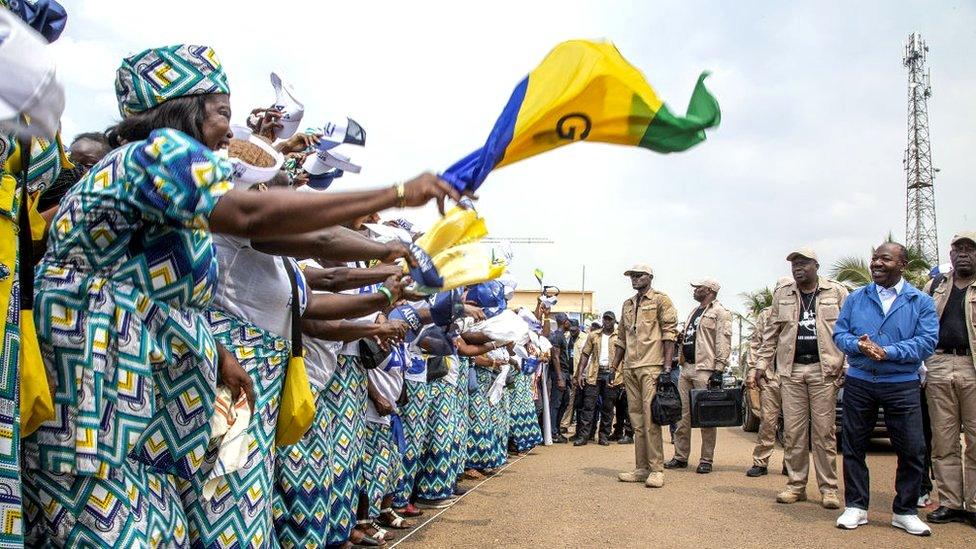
775,298,797,322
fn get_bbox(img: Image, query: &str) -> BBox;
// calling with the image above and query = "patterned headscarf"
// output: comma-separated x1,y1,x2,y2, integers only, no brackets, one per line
115,44,230,117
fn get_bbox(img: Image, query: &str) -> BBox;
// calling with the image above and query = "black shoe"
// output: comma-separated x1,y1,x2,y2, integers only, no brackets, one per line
559,427,568,434
781,463,788,476
553,435,568,444
598,438,610,446
696,462,712,474
573,439,587,447
966,511,976,528
927,506,969,524
664,458,688,469
617,435,634,445
453,485,469,496
746,465,768,477
608,433,621,441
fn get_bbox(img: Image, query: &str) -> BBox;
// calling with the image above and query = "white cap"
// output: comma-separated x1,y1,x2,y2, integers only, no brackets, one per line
0,10,64,139
302,149,361,175
270,72,304,139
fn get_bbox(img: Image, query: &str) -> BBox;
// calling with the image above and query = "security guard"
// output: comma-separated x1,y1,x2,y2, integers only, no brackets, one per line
613,264,679,488
755,247,848,509
924,231,976,528
666,277,732,474
746,277,794,477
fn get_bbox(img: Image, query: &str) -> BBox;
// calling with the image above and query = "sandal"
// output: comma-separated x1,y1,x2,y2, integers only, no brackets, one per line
394,503,424,518
463,469,485,481
378,508,415,530
356,520,395,543
349,527,385,548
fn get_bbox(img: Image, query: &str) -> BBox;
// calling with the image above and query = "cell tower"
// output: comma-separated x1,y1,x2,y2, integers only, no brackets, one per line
903,32,938,264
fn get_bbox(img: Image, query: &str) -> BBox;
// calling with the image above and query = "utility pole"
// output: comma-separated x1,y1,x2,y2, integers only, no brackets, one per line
903,32,939,264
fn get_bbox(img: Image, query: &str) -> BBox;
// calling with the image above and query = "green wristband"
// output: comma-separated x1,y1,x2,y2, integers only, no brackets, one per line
378,286,395,305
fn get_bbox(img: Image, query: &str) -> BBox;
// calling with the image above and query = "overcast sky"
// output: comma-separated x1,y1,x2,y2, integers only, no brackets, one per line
50,0,974,327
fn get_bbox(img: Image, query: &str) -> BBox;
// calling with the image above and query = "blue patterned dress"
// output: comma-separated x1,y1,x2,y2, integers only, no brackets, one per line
451,358,470,479
273,386,333,548
466,367,504,471
508,371,543,452
325,354,367,545
393,378,428,507
415,365,457,500
23,129,232,547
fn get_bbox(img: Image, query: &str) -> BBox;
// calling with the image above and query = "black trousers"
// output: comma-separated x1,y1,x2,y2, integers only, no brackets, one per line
576,378,610,441
842,377,926,515
919,386,933,496
548,367,570,435
608,384,633,437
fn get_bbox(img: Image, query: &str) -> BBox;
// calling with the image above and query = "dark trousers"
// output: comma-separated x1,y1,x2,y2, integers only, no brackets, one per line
548,367,568,435
919,387,933,496
842,377,926,515
609,384,633,437
577,376,611,441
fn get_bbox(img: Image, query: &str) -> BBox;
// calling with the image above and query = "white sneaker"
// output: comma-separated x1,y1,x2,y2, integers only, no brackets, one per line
836,507,868,530
891,513,931,536
916,494,931,508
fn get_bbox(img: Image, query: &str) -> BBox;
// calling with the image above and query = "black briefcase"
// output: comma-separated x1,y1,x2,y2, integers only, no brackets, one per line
690,387,744,428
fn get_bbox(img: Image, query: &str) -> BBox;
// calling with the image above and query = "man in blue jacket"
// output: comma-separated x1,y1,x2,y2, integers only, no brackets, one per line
832,242,939,536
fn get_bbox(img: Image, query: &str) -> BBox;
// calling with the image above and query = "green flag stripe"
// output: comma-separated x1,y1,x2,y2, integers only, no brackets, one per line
639,72,721,153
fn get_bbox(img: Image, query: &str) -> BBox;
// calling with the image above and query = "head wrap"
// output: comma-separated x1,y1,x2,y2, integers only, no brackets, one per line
115,44,230,117
1,0,66,43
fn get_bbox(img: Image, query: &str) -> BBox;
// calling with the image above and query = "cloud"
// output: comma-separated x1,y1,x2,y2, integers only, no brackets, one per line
45,0,975,327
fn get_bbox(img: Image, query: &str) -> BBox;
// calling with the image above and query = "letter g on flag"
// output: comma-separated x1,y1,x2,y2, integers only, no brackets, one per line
556,113,592,141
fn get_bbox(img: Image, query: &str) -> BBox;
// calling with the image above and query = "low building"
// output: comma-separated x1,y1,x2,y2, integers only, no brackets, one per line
509,289,595,325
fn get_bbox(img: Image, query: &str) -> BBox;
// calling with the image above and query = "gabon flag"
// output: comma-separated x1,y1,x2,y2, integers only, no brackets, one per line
441,40,721,193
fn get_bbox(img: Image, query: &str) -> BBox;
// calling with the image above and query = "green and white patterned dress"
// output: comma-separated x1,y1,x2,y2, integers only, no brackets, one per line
2,132,69,548
23,129,232,547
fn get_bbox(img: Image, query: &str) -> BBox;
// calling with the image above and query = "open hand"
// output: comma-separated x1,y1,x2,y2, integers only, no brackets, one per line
401,173,460,214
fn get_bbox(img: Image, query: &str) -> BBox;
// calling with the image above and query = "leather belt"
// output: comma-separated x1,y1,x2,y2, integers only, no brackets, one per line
794,354,819,365
936,348,971,357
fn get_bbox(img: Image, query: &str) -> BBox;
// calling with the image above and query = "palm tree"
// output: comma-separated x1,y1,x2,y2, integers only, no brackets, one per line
830,232,932,289
731,286,774,374
738,286,774,327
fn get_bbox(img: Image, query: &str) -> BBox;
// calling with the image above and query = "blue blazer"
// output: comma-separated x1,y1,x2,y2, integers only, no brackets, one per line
832,281,939,383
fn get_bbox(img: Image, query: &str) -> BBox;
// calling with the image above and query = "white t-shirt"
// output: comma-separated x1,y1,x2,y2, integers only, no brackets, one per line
599,334,611,366
340,259,380,356
365,366,404,425
212,234,307,339
300,259,340,390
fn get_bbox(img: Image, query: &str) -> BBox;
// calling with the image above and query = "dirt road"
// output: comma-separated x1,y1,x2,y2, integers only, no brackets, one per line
393,428,975,548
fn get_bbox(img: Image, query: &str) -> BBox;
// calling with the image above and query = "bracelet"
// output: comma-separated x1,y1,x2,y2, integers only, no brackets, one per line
394,182,406,208
377,286,395,305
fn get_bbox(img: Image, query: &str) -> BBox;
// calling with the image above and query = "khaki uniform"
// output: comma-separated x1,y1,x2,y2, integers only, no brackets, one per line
616,288,679,472
756,277,848,496
923,275,976,510
674,300,733,465
748,308,781,467
560,331,589,430
580,330,619,386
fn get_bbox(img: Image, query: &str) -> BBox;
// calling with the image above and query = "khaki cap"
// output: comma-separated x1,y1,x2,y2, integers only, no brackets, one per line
950,231,976,246
624,264,654,277
690,277,721,293
786,247,819,262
